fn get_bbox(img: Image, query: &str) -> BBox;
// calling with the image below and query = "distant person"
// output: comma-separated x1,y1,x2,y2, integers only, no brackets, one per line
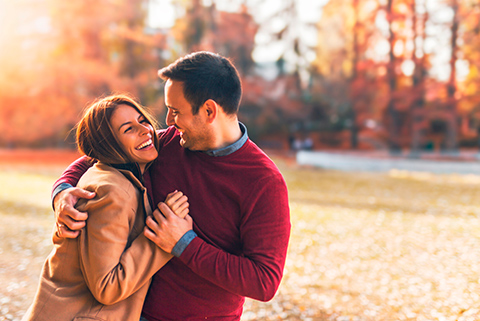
288,134,295,150
303,136,313,150
51,52,291,320
293,137,303,151
23,95,190,321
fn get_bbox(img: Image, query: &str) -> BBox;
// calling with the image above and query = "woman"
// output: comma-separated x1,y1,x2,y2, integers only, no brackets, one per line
23,94,190,321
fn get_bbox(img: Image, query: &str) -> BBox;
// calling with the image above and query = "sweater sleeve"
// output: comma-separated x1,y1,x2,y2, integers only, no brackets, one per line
51,156,94,201
77,182,172,305
178,173,291,302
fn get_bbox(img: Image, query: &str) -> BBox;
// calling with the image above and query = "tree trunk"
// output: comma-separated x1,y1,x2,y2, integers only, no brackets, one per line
410,0,427,157
350,0,360,149
386,0,401,153
446,0,459,151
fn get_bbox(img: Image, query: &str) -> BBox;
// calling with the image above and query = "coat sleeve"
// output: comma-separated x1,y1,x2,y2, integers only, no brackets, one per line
77,182,172,305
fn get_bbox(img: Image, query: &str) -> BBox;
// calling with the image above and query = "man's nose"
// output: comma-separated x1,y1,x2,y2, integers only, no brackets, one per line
166,110,174,126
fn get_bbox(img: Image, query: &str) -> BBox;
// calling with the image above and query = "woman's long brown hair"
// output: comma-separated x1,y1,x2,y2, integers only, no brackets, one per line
76,94,159,164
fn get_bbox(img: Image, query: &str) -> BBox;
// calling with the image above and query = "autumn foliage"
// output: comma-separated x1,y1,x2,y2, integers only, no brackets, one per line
1,0,480,152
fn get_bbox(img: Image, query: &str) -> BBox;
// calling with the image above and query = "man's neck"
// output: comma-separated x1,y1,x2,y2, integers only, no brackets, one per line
211,119,242,150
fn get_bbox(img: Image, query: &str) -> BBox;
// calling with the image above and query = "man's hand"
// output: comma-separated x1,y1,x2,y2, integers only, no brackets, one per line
54,187,95,238
144,202,193,253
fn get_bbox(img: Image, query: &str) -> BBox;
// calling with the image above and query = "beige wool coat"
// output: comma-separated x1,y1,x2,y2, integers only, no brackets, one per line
23,162,172,321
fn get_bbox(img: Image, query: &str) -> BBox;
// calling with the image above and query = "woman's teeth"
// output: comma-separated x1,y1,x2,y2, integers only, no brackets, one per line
136,139,152,150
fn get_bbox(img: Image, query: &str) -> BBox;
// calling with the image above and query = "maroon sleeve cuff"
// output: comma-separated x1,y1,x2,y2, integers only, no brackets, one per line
51,156,94,201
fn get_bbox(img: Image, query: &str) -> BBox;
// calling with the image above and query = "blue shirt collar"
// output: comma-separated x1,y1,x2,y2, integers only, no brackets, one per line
204,122,248,157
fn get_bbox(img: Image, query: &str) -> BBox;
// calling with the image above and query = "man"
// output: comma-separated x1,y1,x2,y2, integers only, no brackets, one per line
53,51,291,320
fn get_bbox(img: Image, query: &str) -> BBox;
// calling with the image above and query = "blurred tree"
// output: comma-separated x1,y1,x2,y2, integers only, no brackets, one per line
169,0,296,143
0,0,67,147
349,0,362,149
460,0,480,148
445,0,459,150
313,0,383,150
409,0,429,155
211,4,258,74
170,0,207,52
170,0,256,74
0,0,167,147
48,0,165,104
253,0,319,89
3,0,480,151
384,0,405,153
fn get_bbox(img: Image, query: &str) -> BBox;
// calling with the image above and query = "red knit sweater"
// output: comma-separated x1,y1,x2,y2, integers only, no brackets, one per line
53,126,291,321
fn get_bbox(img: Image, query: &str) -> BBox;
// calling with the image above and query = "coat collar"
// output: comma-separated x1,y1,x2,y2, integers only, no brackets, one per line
109,162,143,184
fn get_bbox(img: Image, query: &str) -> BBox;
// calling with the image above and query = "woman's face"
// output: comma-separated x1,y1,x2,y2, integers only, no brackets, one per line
110,104,158,173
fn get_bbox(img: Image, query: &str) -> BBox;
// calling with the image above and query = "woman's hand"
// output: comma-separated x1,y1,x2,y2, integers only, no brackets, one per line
164,190,189,219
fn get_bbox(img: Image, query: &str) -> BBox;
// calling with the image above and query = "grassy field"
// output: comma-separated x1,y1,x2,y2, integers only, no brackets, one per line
1,153,480,320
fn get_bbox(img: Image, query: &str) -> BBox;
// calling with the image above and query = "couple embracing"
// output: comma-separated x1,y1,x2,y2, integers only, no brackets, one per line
23,51,291,321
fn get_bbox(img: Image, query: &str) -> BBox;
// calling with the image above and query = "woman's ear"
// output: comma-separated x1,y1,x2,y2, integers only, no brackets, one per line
203,99,218,123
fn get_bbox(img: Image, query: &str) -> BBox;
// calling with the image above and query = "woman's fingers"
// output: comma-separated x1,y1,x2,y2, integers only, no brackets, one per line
164,191,182,206
174,202,189,218
165,193,188,212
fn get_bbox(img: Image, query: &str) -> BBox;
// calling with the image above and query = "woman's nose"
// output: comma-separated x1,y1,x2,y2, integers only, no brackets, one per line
139,123,150,135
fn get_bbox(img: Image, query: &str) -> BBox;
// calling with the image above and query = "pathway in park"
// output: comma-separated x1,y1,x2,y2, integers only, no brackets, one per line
296,150,480,175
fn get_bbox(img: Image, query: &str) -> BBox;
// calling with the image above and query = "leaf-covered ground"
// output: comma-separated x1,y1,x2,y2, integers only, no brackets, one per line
243,162,480,321
1,156,480,321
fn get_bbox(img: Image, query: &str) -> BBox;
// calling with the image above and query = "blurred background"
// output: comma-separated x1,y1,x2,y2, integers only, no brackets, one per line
3,1,480,320
1,0,480,155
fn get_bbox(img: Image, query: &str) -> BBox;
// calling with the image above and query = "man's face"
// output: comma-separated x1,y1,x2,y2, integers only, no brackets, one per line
164,79,212,151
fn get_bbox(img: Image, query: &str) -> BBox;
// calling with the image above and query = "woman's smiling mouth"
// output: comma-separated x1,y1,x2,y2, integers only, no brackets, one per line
136,139,153,150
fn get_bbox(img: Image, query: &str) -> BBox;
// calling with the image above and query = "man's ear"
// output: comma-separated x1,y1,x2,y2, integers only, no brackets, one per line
203,99,218,123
